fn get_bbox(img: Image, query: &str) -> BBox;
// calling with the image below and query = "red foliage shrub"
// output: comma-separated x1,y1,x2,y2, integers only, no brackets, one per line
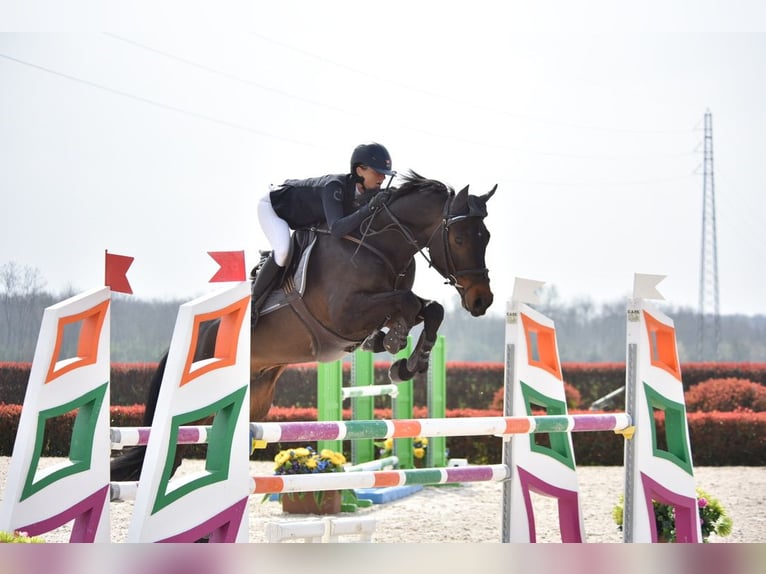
489,382,582,411
685,378,766,412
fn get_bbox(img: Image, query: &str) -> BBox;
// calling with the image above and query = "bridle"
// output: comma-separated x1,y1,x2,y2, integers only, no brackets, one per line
350,189,489,292
421,194,490,291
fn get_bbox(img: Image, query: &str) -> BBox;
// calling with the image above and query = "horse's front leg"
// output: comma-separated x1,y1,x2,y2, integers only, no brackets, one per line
389,299,444,383
340,288,422,349
362,314,418,354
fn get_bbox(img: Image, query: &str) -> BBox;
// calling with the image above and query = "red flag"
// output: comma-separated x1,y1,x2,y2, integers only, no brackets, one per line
208,250,246,282
105,250,134,294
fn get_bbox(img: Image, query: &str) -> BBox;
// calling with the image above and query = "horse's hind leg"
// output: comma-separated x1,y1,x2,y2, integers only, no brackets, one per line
250,365,286,421
389,300,444,382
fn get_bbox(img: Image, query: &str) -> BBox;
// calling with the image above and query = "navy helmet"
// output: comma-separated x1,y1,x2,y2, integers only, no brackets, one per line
350,142,394,175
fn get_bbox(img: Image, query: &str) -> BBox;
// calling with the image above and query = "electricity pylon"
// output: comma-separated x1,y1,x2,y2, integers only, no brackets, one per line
697,109,720,360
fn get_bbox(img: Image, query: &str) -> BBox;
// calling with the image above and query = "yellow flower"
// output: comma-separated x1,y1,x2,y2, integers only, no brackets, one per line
413,447,426,459
274,451,290,466
293,447,311,458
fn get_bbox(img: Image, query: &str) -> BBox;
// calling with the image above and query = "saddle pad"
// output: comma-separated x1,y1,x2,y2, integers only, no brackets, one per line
259,233,317,316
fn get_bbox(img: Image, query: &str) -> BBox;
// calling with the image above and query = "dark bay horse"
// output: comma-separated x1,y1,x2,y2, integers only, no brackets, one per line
111,171,495,480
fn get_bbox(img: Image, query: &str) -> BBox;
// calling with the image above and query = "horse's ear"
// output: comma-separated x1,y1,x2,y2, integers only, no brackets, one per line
482,184,497,202
452,185,470,213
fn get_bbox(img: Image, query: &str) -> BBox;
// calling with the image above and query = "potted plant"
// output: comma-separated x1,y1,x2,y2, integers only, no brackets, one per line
0,531,45,543
271,446,349,514
376,436,429,466
612,487,733,542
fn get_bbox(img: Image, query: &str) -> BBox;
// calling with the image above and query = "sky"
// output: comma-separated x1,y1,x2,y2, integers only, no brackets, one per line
1,3,765,317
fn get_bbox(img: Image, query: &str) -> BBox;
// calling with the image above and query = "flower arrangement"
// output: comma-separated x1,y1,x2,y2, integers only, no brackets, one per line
0,530,45,544
273,446,346,475
268,446,366,513
376,436,429,460
612,487,733,542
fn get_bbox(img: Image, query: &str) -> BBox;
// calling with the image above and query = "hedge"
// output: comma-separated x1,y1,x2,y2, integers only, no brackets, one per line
1,404,763,466
3,362,766,410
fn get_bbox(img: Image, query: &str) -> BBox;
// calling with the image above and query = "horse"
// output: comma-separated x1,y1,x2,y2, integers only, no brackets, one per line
110,171,496,480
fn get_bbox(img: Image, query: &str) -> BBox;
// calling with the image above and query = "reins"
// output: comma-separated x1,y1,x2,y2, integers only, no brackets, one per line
347,188,489,291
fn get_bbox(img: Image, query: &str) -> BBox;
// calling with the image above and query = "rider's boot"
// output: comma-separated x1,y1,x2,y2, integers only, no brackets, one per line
251,254,285,327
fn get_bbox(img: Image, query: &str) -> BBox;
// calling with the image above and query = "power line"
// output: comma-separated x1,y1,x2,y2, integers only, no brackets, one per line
104,33,697,161
2,41,696,169
250,31,697,136
102,33,353,116
498,173,694,188
0,52,319,148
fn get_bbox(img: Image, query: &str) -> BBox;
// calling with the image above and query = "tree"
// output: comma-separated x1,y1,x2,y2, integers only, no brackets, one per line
0,262,50,360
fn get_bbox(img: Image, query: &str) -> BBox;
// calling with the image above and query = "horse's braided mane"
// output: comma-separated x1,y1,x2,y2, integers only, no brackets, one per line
392,170,452,196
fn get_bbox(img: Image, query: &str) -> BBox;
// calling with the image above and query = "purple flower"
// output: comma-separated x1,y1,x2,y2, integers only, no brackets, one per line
698,497,708,508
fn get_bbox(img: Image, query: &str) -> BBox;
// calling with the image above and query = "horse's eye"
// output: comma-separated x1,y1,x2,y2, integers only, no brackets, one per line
453,234,465,246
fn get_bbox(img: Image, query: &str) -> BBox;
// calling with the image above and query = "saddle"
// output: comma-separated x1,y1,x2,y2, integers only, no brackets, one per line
251,228,314,314
252,229,363,360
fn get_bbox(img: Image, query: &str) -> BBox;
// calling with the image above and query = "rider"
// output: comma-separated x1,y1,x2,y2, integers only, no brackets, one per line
252,142,396,315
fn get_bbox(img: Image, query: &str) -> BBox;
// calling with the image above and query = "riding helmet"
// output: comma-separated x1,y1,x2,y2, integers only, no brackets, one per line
350,142,394,175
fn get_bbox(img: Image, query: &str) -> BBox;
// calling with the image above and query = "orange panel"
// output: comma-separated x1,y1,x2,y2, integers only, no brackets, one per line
643,310,682,381
180,296,250,387
520,312,562,380
504,417,532,435
252,476,284,494
391,420,422,438
45,299,110,384
373,472,403,487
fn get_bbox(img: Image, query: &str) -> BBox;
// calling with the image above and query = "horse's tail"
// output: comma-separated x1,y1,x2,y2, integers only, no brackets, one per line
109,353,168,481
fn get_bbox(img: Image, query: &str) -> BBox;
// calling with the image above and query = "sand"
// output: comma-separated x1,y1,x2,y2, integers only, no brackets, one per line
1,458,763,543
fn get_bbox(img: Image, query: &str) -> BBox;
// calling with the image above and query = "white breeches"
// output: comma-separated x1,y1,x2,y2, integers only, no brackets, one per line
257,192,291,266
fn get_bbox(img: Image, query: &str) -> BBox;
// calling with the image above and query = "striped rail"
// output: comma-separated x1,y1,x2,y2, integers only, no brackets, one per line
250,413,633,443
109,463,508,502
249,464,511,494
110,413,632,448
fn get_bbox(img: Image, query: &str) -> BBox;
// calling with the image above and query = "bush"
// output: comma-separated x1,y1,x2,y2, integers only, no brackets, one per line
685,378,766,412
3,361,766,411
3,404,765,466
489,382,582,411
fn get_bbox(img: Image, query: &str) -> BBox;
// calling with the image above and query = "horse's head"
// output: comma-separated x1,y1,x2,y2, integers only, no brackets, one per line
374,171,495,316
429,183,496,316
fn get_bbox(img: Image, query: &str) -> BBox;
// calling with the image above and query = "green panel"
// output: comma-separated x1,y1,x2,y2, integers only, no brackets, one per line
403,468,443,485
427,336,447,467
351,349,375,464
533,415,571,433
393,338,413,469
643,382,694,475
520,381,575,470
152,385,247,514
317,361,343,454
21,382,109,501
344,420,390,439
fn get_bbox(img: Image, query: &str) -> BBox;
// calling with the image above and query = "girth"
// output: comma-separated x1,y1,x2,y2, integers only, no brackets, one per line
256,229,363,362
280,273,362,362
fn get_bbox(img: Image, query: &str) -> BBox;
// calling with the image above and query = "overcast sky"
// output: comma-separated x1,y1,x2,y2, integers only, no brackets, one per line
1,3,765,317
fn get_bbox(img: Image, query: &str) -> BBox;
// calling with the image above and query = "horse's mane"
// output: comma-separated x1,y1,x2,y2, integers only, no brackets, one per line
392,170,452,197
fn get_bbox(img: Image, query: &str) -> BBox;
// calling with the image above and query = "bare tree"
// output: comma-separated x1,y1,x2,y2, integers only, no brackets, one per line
0,262,48,360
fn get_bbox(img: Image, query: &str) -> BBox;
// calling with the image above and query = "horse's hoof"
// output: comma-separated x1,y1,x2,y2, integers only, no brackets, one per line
362,330,386,353
383,331,406,354
389,358,415,383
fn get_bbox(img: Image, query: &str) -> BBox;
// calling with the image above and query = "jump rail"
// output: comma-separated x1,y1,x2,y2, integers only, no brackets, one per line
109,413,632,448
